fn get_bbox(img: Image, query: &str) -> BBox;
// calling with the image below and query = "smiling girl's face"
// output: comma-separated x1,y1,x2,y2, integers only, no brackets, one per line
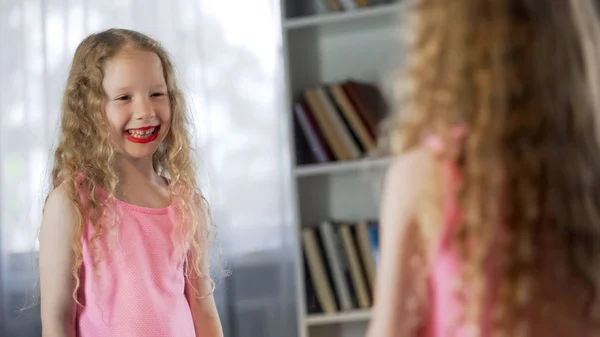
102,47,171,159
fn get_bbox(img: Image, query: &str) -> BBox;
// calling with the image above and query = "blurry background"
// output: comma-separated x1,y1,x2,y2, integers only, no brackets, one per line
0,0,400,336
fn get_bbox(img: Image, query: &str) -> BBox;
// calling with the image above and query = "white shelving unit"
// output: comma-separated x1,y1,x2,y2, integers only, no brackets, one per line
306,309,372,326
279,2,405,337
284,3,403,30
294,157,392,178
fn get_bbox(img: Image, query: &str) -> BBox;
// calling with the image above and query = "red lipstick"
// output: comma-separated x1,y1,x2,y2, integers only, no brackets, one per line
124,125,160,144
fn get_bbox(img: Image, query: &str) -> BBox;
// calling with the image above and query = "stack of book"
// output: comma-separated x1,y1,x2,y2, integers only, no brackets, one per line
301,220,379,315
293,80,388,166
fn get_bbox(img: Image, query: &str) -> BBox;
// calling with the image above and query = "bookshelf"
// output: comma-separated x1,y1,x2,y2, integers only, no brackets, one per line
280,1,405,337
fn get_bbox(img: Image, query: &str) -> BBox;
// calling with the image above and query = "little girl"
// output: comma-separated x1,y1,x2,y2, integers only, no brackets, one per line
38,28,223,337
367,0,600,336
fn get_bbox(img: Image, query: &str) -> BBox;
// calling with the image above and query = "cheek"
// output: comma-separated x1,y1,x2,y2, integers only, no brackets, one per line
159,101,172,124
105,105,130,130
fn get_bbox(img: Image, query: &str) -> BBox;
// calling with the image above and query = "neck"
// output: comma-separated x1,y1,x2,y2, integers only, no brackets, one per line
115,155,161,185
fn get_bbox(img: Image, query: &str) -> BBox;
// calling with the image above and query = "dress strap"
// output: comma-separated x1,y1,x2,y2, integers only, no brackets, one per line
422,125,467,252
422,125,467,154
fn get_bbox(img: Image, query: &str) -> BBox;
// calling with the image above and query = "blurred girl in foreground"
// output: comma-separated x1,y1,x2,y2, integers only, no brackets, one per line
367,0,600,336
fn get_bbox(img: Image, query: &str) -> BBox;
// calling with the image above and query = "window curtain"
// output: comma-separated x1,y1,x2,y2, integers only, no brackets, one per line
0,0,298,336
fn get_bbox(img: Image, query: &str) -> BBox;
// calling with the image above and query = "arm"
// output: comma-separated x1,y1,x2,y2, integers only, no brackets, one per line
185,199,223,337
366,150,434,337
39,185,77,337
185,254,223,337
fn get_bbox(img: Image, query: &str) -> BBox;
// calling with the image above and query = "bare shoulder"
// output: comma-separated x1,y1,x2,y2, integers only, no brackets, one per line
380,146,446,248
41,183,78,233
384,146,439,195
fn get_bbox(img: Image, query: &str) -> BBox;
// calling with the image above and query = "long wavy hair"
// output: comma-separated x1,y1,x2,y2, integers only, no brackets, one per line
47,28,215,301
382,0,600,335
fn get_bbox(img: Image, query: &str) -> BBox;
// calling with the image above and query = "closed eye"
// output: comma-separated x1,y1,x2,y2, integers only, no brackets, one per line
116,95,131,101
151,92,166,98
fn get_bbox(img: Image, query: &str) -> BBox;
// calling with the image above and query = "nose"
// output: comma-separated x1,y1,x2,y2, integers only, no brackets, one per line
133,97,156,120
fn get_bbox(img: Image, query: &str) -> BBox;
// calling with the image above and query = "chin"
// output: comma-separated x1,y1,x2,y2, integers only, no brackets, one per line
119,139,163,160
121,147,159,159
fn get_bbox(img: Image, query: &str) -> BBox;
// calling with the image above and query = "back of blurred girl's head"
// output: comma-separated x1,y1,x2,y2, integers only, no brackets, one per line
383,0,600,334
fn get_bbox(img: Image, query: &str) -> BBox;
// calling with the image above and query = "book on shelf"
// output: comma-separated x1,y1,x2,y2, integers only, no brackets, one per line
293,79,388,166
302,220,380,315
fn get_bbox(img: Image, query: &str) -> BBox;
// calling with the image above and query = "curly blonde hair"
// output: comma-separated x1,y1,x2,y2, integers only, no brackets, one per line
47,28,215,301
383,0,600,335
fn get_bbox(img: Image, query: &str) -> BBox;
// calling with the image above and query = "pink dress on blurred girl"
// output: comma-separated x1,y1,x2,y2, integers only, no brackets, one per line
421,129,596,336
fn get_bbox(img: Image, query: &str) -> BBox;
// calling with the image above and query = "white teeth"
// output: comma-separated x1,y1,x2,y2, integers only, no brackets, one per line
127,127,156,138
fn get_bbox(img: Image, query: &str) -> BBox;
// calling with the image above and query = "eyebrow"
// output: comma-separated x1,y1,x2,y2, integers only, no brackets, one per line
112,84,167,93
152,84,168,91
113,86,131,93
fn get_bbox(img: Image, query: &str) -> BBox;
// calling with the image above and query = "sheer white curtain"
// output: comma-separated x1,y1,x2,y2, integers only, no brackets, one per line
0,1,297,336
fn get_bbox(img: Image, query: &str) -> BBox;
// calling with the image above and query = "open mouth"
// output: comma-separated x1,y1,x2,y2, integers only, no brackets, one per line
125,125,160,144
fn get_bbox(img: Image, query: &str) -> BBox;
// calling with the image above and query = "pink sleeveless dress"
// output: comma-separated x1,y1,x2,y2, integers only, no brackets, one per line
421,130,598,337
75,187,195,337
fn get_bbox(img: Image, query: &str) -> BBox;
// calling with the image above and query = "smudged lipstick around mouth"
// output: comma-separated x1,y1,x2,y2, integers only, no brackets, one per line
124,125,160,144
